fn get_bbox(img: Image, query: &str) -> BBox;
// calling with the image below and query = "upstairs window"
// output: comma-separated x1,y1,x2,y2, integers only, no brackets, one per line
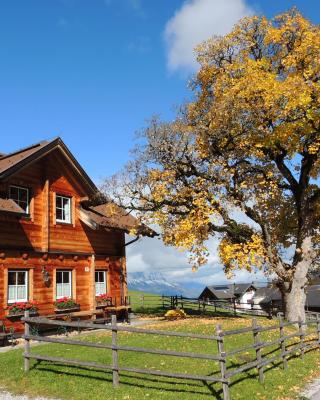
9,186,29,214
95,271,107,295
8,270,28,303
56,195,71,224
56,270,72,299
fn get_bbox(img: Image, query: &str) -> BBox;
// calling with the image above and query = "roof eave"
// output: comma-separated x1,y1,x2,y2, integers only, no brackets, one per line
0,137,97,195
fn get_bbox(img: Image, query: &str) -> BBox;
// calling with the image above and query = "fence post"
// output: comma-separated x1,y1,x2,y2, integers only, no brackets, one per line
111,314,119,387
279,316,288,369
298,321,305,360
216,324,230,400
252,318,264,384
141,295,145,310
233,298,236,316
24,310,30,372
316,314,320,346
162,295,164,310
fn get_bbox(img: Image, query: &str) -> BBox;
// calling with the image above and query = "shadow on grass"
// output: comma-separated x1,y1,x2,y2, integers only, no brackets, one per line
227,344,319,388
33,362,223,398
28,345,319,399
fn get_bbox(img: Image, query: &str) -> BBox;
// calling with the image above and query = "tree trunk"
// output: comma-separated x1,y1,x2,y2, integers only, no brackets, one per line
283,283,306,322
282,237,314,323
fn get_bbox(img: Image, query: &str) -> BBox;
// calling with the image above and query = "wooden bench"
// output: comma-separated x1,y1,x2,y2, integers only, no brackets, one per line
49,307,131,324
46,309,105,321
0,320,15,346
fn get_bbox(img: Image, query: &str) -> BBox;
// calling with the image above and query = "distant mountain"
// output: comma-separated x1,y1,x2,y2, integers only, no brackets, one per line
127,272,200,297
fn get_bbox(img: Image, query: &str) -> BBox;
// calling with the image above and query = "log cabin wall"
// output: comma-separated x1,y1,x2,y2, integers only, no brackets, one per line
0,148,127,332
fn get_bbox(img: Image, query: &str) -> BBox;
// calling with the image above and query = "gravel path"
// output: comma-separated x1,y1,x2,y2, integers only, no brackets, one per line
301,378,320,400
0,390,55,400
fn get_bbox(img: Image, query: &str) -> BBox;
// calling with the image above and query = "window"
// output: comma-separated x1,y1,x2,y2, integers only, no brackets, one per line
95,271,107,295
56,270,72,298
9,186,29,213
8,270,28,303
214,286,229,291
56,195,71,223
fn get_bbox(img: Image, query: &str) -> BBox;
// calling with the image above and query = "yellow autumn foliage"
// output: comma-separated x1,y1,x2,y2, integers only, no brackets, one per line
106,9,320,285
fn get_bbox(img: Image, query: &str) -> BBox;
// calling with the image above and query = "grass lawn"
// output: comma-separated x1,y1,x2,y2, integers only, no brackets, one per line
129,290,165,314
0,316,319,400
128,291,235,318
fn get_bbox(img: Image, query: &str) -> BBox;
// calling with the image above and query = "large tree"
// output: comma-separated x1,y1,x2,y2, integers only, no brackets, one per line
105,9,320,322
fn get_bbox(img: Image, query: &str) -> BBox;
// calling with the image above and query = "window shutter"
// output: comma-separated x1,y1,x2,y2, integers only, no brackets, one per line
72,269,76,300
53,192,56,226
30,188,34,222
72,197,76,227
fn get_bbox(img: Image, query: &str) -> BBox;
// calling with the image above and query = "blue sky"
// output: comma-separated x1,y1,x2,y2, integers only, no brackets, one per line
1,0,319,286
1,0,319,180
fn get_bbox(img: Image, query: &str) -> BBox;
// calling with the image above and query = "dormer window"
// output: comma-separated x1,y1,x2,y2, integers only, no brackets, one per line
9,185,30,214
56,195,71,224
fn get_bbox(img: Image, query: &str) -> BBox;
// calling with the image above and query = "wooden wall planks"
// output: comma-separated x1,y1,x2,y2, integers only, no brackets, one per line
0,149,127,332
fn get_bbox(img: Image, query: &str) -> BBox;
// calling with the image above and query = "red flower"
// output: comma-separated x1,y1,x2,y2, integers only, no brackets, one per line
53,297,78,309
7,301,38,314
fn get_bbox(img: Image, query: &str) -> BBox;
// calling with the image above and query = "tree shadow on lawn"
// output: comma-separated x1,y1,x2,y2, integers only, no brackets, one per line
227,345,318,389
28,342,318,399
32,362,223,399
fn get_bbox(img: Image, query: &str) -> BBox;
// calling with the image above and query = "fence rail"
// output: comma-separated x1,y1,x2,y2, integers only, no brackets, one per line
131,295,320,322
22,311,320,400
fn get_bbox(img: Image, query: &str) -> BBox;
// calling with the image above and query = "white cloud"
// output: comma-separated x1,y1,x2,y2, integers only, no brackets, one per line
164,0,254,73
126,234,265,286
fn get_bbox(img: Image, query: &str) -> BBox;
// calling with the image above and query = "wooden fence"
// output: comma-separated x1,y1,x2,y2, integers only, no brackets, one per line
131,294,282,318
22,311,320,400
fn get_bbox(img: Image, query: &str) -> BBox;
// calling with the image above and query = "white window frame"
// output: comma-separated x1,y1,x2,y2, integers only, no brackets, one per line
9,185,30,214
56,195,72,224
95,270,107,296
8,270,28,303
56,270,72,299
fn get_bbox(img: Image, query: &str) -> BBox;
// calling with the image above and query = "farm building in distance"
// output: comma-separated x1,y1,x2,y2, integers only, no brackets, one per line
0,137,154,333
253,285,320,313
198,283,257,309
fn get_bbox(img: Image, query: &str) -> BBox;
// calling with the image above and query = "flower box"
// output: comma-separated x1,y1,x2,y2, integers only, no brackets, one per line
54,297,80,313
96,294,112,308
6,301,38,318
96,303,111,309
7,311,38,319
54,306,80,314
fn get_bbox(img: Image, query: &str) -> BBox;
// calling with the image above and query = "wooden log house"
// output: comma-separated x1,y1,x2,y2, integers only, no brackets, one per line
0,137,154,332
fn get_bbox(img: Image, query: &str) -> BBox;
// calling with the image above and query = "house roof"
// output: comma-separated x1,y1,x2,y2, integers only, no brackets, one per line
206,287,234,299
0,137,97,194
234,283,256,295
201,283,256,300
0,137,156,237
310,272,320,285
254,285,320,307
79,204,157,237
254,287,282,303
0,198,25,215
306,286,320,308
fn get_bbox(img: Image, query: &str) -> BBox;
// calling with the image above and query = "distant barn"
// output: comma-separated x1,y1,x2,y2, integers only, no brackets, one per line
198,283,256,309
253,285,320,313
